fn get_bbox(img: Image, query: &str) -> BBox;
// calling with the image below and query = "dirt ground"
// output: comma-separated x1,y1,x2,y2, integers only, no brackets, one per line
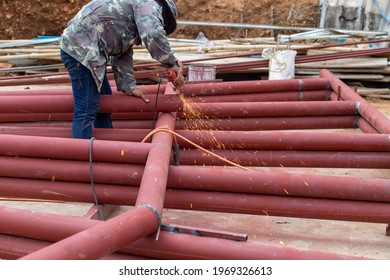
1,0,319,40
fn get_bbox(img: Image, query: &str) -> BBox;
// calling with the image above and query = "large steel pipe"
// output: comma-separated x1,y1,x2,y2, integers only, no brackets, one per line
0,113,73,122
0,207,362,260
20,85,177,260
179,78,331,95
0,84,165,96
178,149,390,169
0,156,144,185
167,166,390,202
357,117,379,134
2,177,390,224
163,189,390,224
2,178,390,224
0,234,146,260
190,101,357,118
0,94,181,114
2,128,385,152
1,164,390,202
0,115,357,131
189,90,330,102
320,69,390,133
175,130,390,151
0,134,151,164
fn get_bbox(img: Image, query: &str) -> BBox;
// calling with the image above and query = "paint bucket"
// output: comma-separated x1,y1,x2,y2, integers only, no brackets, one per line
187,64,216,81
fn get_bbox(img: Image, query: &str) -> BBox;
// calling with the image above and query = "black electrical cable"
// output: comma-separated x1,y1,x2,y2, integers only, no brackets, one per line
89,137,105,221
150,76,164,140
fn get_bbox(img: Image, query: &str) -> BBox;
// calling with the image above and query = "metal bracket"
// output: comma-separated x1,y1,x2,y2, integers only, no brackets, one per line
161,223,248,242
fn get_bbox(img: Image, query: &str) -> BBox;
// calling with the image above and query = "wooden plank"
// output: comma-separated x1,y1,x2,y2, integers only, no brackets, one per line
297,57,388,69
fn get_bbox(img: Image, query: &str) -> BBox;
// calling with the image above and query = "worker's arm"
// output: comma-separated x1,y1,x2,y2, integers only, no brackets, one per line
111,47,136,94
134,0,184,88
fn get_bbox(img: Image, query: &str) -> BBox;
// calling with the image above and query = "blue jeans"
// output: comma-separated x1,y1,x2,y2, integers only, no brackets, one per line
60,49,113,139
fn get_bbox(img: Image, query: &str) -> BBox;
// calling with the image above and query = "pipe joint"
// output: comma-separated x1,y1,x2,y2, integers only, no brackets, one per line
137,204,162,226
355,101,361,114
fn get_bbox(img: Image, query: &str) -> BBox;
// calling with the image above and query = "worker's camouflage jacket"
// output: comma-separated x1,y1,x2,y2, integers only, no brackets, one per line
59,0,179,92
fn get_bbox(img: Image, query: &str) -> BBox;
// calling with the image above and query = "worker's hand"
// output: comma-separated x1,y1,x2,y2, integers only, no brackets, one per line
126,88,150,103
172,61,185,90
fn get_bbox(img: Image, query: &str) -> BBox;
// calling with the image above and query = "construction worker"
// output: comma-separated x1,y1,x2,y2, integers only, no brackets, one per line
59,0,185,139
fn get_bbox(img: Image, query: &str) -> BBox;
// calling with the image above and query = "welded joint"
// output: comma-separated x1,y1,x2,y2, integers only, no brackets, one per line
297,79,304,93
353,116,360,128
161,223,248,242
355,101,361,114
137,204,162,229
298,92,304,101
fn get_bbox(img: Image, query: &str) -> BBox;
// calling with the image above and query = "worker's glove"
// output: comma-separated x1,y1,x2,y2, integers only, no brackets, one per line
171,61,185,90
125,88,150,103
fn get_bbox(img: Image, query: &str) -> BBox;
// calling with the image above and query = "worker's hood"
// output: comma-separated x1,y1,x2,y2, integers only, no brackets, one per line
155,0,178,35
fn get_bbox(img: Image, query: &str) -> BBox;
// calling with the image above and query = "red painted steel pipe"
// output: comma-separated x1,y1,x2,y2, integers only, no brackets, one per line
167,166,390,202
190,90,330,102
0,207,363,260
0,94,181,114
2,177,390,224
179,78,330,95
0,84,165,96
0,113,73,122
20,85,178,260
0,234,146,260
2,176,390,224
0,134,150,164
178,149,390,168
0,111,156,122
320,69,390,133
175,130,390,151
0,122,356,143
163,189,390,224
177,116,356,131
1,163,390,202
191,101,357,117
0,115,357,131
0,156,144,185
2,128,384,152
357,117,379,134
